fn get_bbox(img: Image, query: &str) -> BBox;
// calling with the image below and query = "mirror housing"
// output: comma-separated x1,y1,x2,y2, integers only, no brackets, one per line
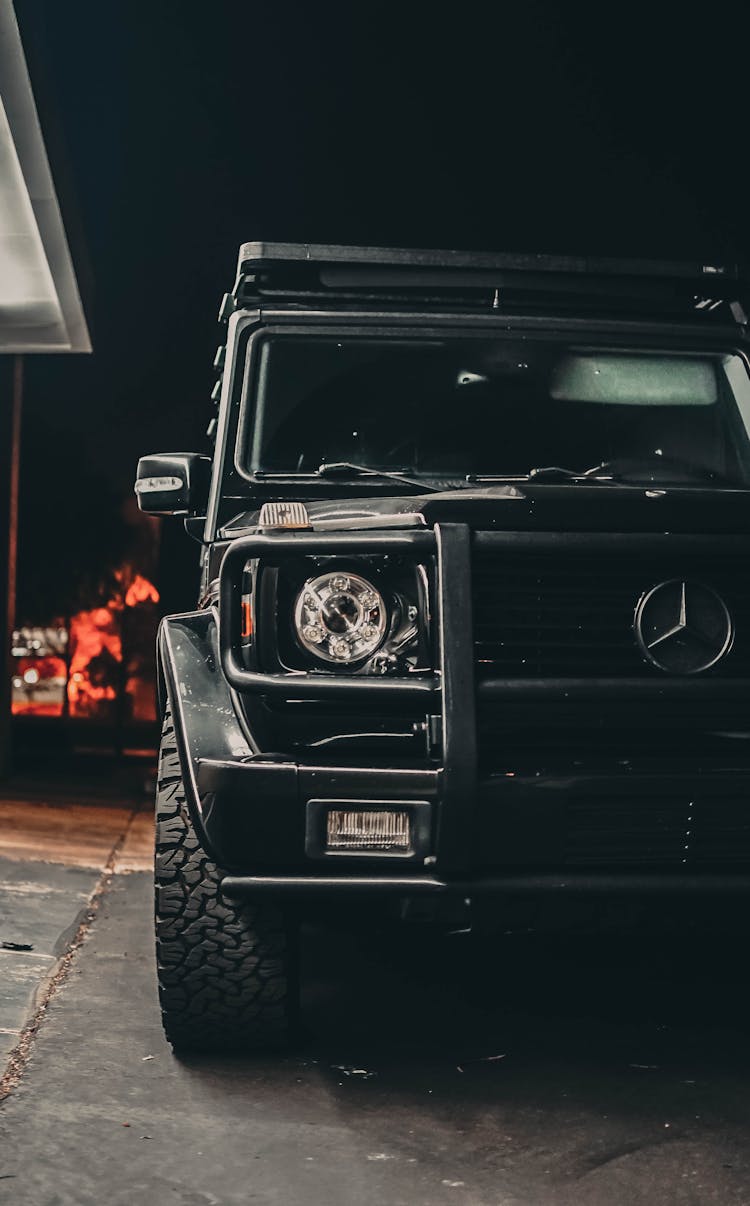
134,453,211,516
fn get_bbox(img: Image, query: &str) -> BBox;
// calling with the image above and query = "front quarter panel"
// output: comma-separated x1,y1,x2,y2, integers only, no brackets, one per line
158,610,293,860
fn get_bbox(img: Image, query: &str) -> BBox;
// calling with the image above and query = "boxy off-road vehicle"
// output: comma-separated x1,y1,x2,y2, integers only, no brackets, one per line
136,242,750,1052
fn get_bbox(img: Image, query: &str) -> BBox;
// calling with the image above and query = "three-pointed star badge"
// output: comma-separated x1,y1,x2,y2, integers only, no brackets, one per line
634,579,733,674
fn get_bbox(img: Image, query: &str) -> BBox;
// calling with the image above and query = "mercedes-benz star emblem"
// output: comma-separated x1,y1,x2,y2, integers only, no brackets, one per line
634,579,733,674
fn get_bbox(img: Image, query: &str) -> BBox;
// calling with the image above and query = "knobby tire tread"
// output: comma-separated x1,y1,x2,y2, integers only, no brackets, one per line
155,706,294,1052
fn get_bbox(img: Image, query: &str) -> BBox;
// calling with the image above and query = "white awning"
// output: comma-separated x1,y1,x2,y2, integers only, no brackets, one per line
0,1,90,352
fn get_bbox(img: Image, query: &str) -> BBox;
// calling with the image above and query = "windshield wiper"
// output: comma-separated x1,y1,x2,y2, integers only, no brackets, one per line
315,462,443,493
527,466,583,481
469,467,589,483
470,458,739,486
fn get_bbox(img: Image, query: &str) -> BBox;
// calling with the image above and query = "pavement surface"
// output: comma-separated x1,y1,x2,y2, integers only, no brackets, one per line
0,774,152,1066
0,856,99,1064
2,777,750,1203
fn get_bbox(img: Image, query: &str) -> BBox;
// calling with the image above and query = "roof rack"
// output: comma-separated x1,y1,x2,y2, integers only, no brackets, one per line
237,242,741,280
223,242,748,327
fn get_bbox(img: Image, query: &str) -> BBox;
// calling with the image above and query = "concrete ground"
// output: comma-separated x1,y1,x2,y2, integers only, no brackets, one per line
2,778,750,1204
0,773,152,1066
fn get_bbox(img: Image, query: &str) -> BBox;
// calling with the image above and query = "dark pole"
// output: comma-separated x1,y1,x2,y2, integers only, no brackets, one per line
0,356,23,779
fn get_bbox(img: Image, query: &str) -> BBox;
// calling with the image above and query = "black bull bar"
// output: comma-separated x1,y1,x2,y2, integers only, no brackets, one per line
218,525,750,709
215,526,750,891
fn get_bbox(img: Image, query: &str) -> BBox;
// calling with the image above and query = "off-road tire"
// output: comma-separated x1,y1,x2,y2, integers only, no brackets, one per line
155,705,297,1052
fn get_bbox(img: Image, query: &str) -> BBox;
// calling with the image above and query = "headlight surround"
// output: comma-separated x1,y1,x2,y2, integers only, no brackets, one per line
294,571,387,664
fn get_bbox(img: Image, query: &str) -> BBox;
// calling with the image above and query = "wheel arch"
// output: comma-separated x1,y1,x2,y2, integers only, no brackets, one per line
156,610,257,855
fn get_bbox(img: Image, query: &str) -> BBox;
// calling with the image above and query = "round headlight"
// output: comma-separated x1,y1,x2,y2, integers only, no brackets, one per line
294,571,387,663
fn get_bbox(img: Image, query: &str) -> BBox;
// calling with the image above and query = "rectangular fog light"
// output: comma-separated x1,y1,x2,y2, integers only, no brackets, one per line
326,808,411,852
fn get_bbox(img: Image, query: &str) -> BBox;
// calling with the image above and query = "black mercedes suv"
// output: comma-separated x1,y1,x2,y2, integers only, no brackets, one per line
135,243,750,1052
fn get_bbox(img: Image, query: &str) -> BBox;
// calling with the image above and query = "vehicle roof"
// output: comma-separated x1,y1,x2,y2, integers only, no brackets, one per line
230,242,749,328
237,241,737,281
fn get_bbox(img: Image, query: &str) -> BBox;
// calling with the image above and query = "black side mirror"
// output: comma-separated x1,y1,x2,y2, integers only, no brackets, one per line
134,453,211,516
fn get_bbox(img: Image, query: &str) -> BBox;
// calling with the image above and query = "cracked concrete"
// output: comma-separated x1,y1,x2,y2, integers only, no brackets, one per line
0,857,99,1063
0,789,152,1077
2,874,750,1203
3,783,750,1202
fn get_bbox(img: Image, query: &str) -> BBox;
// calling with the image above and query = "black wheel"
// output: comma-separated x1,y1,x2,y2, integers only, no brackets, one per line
155,705,297,1053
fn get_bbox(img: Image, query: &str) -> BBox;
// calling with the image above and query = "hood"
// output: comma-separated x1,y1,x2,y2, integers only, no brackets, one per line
220,482,750,539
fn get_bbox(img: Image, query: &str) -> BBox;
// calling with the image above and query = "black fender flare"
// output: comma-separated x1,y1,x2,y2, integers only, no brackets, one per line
156,610,259,854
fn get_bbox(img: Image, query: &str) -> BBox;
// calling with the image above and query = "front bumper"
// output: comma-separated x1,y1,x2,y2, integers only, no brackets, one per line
197,750,750,894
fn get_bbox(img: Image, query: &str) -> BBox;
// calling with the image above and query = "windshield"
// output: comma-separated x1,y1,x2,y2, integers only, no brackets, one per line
242,333,750,486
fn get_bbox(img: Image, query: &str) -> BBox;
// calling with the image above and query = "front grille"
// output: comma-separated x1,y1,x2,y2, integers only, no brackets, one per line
473,548,750,678
476,697,750,770
473,790,750,871
565,795,750,867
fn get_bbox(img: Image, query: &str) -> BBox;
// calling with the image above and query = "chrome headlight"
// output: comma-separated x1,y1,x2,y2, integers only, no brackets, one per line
294,571,387,664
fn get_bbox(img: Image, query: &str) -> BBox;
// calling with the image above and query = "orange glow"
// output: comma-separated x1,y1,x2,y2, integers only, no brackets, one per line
11,571,161,721
125,574,160,608
67,606,122,711
11,700,64,717
10,655,67,716
19,655,66,680
241,599,253,638
67,571,160,718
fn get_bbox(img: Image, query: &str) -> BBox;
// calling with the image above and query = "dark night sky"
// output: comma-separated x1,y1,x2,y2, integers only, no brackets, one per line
13,0,750,611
